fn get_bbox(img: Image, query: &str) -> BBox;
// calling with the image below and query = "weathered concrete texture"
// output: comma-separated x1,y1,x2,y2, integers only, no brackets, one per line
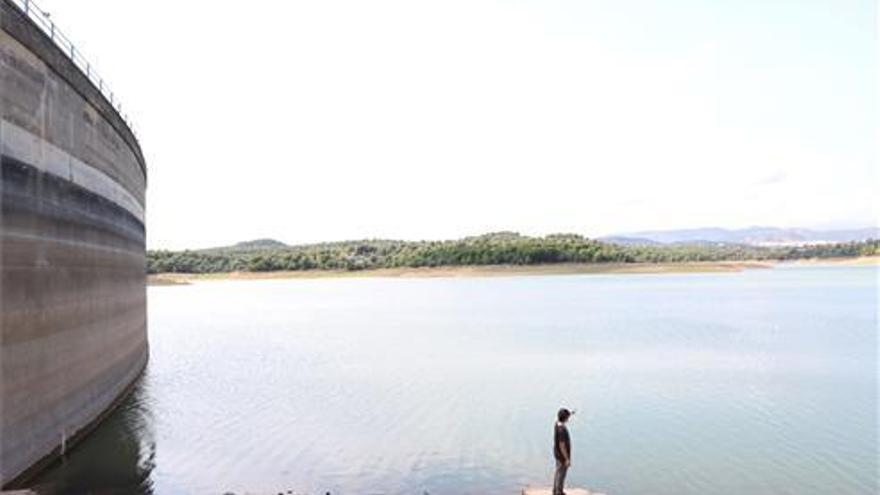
0,0,147,487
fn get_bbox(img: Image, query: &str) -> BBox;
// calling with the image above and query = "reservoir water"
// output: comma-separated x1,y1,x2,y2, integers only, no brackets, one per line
30,265,877,494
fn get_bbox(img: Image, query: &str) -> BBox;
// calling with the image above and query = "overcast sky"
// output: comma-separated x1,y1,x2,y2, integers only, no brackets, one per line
35,0,878,249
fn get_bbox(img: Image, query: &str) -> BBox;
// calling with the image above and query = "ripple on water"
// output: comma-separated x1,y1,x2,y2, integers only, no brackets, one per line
27,267,880,495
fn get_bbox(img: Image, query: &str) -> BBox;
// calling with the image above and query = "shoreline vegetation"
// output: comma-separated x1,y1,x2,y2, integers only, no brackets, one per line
147,232,879,285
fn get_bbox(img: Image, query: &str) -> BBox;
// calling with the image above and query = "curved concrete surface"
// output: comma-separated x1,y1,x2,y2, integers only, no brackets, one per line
0,0,147,486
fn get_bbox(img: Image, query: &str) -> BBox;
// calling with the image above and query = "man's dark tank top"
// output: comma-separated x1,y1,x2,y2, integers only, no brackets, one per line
554,423,571,461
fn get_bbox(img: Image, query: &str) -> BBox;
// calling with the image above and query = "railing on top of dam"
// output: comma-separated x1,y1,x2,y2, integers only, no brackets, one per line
10,0,138,139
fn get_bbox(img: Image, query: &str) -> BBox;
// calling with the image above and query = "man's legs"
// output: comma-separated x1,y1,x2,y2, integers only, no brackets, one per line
553,460,568,495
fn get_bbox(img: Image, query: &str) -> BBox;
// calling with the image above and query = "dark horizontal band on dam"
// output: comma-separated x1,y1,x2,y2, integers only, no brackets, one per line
2,155,145,251
1,0,148,487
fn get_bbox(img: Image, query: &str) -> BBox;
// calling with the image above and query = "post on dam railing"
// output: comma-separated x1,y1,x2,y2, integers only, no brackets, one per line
9,0,139,140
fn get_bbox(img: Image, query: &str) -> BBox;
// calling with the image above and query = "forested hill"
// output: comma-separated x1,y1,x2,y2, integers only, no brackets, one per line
146,233,879,274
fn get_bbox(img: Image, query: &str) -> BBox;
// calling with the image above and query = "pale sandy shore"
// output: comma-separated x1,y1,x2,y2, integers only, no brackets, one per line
782,256,880,266
147,261,763,285
147,256,878,286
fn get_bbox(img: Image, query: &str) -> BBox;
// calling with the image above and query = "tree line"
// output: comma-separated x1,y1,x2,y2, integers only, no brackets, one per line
146,233,880,274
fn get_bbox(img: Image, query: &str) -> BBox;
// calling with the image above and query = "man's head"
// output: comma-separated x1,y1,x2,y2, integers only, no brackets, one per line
557,408,571,423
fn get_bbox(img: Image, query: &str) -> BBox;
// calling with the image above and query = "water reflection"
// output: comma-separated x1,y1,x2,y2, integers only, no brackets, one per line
31,374,156,494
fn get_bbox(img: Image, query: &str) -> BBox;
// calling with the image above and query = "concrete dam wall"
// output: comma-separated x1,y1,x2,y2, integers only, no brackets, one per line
0,0,147,486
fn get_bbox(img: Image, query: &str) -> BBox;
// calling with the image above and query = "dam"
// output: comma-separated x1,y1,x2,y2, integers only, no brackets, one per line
0,0,147,487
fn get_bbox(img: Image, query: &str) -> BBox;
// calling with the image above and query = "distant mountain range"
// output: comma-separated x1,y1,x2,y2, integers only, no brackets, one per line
210,227,878,252
602,226,880,246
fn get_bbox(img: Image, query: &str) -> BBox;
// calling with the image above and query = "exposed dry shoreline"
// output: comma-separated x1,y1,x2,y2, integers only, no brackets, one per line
147,257,878,285
785,256,880,266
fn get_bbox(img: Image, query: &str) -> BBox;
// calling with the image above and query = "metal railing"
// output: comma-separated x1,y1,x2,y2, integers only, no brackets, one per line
10,0,138,139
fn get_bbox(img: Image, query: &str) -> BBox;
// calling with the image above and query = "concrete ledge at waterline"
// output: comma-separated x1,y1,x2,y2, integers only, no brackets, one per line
522,488,605,495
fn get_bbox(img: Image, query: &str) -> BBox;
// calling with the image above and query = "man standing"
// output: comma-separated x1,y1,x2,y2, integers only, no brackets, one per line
553,408,573,495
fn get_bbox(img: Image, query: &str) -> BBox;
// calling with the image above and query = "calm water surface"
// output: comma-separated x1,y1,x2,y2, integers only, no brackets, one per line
31,265,878,494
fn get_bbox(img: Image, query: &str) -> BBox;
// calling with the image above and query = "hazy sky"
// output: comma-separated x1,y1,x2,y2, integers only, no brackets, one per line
36,0,877,249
